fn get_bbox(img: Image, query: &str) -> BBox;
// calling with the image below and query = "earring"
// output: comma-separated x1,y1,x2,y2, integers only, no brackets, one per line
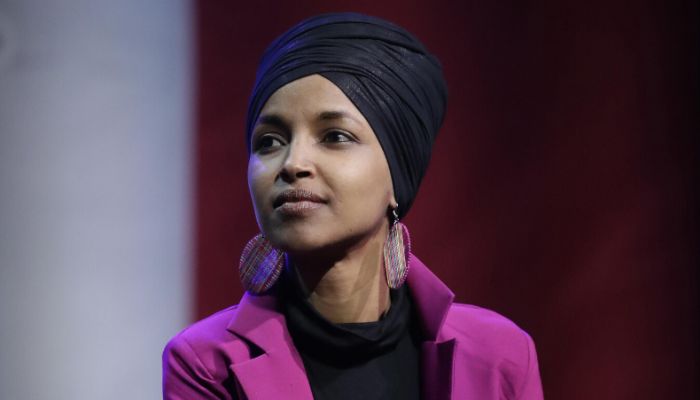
383,208,411,289
239,233,285,294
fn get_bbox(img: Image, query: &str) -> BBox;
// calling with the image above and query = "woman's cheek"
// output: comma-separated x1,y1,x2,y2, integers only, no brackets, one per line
247,172,271,230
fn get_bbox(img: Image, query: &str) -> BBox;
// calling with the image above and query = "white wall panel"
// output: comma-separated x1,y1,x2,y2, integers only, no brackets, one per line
0,1,194,398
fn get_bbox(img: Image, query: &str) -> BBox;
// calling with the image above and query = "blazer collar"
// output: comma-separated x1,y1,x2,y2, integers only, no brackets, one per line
226,292,283,354
227,254,455,344
225,254,456,399
405,254,455,341
405,256,457,400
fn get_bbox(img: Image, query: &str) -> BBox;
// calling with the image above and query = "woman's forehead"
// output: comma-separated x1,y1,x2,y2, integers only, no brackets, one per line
257,75,368,127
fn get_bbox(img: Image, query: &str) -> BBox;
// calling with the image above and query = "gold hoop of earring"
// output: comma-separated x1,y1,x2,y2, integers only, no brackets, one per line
239,233,285,294
383,207,411,289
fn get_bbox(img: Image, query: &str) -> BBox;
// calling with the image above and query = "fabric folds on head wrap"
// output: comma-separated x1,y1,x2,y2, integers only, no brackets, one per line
246,12,448,219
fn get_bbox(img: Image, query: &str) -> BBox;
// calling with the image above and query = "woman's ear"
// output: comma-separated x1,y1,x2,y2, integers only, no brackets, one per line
389,196,398,210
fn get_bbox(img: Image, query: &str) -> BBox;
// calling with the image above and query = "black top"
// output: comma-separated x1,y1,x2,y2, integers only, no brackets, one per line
280,268,422,400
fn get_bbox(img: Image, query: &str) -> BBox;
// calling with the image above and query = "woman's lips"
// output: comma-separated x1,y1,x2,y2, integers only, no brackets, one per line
273,188,326,217
275,200,324,216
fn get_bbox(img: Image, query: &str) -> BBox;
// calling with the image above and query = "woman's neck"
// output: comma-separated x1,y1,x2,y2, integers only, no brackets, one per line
289,224,391,324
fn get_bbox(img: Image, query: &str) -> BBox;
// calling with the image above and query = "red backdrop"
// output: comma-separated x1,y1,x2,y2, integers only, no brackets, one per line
194,1,698,398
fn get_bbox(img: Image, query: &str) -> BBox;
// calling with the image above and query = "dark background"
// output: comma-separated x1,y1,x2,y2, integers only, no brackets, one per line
194,1,698,398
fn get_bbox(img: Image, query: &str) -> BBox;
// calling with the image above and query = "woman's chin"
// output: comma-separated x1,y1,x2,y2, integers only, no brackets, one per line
265,223,333,251
268,234,327,255
268,232,348,258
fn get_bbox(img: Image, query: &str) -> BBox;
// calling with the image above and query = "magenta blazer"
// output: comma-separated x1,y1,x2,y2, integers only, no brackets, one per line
163,255,544,399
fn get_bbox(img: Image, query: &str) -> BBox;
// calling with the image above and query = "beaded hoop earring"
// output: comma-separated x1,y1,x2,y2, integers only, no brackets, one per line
383,208,411,289
239,233,285,294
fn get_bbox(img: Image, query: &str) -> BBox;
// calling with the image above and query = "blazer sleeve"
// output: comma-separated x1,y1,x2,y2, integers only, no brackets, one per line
162,335,236,400
516,332,544,400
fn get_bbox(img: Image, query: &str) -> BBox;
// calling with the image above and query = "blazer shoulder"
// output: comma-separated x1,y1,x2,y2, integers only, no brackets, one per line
446,303,530,335
443,303,536,367
442,303,543,399
163,304,252,399
167,304,240,348
163,304,251,382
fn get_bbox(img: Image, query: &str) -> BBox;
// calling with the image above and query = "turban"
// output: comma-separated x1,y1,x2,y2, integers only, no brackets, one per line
246,12,448,219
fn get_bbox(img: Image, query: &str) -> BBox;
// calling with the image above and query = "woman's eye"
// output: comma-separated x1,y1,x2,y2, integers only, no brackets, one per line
253,135,285,152
322,130,354,143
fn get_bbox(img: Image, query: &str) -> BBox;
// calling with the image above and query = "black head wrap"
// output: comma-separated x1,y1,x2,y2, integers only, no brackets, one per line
246,12,448,219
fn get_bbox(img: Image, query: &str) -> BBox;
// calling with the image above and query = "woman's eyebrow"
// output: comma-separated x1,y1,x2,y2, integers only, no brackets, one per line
318,110,362,125
256,114,289,130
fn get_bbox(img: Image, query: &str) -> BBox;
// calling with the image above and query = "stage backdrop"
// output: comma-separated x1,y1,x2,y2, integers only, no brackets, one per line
195,1,698,399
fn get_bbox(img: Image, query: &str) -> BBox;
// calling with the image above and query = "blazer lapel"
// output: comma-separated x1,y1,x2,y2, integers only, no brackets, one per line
226,293,314,400
407,256,458,399
422,339,457,400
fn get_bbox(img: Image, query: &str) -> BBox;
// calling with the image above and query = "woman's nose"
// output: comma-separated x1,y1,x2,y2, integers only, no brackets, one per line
279,139,314,182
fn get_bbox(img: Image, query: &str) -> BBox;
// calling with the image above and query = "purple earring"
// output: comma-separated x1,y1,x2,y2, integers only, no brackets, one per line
239,233,285,294
383,207,411,289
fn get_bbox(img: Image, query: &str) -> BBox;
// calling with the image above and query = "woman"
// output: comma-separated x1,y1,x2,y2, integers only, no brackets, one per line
163,12,543,400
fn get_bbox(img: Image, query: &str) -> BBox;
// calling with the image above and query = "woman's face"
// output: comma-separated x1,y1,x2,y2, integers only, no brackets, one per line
248,74,395,256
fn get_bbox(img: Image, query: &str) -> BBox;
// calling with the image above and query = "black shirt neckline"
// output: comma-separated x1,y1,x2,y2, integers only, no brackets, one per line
279,265,413,364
